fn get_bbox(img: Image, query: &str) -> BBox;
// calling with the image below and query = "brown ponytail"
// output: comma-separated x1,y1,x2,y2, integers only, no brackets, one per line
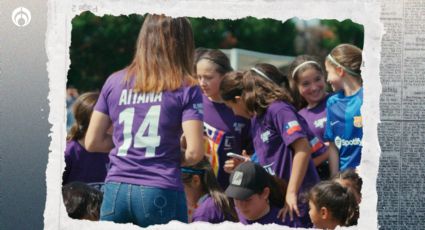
67,92,99,141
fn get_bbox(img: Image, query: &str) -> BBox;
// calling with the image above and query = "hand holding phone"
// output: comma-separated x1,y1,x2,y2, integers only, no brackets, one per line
226,152,248,161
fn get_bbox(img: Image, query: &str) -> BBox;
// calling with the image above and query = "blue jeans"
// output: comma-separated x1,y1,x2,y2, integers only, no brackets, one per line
100,182,188,227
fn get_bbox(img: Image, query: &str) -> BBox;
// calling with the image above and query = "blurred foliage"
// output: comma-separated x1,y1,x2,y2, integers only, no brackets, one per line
321,19,364,50
68,12,363,92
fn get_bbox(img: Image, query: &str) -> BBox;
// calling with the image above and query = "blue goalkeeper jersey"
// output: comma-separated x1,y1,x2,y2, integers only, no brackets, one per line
324,88,363,171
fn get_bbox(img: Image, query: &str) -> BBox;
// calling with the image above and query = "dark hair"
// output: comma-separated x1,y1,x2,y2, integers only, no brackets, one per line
287,55,325,109
334,168,363,200
195,49,233,75
67,92,99,141
219,71,293,116
62,182,103,220
253,63,290,91
308,181,359,227
126,14,196,93
263,174,287,208
181,158,238,222
326,44,362,83
194,47,210,64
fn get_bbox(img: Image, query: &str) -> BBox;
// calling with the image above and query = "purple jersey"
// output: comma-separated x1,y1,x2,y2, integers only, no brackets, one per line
192,195,226,223
251,101,322,191
298,94,331,158
94,69,203,191
237,206,301,227
298,95,329,143
202,95,251,189
63,140,109,184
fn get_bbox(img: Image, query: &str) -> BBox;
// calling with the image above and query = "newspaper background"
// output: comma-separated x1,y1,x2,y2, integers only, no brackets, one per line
378,0,425,229
41,0,423,229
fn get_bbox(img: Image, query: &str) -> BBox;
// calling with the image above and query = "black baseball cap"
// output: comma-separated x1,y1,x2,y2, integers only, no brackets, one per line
225,161,269,200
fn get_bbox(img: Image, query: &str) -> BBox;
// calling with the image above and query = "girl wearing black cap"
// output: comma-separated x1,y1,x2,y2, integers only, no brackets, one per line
220,70,324,227
225,161,301,227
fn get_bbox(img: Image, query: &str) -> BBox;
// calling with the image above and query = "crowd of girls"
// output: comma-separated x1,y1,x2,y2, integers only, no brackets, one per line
62,14,364,229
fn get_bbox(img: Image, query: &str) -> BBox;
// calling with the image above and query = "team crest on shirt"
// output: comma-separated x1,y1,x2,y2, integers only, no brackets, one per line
233,122,245,134
353,116,362,128
260,130,271,143
314,117,327,129
285,120,302,135
193,103,204,115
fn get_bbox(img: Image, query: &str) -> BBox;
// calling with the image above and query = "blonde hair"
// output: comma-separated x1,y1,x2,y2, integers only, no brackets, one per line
326,44,362,80
126,14,196,93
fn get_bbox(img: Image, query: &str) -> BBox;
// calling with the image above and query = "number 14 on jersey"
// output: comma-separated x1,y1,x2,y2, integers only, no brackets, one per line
117,105,161,157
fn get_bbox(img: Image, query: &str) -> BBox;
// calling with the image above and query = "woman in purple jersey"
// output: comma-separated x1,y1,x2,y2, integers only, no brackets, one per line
85,14,204,227
219,71,325,227
195,49,252,189
287,55,338,179
63,92,110,186
181,157,238,223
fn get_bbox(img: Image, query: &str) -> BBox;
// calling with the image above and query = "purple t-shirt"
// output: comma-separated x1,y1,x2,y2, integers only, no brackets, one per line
192,195,226,223
251,101,322,191
94,69,203,191
63,140,110,185
298,95,330,158
298,94,330,143
237,206,301,227
202,95,251,189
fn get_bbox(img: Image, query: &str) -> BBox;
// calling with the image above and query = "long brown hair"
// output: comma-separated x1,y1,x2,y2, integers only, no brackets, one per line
67,92,99,141
287,55,325,110
264,174,287,208
181,158,238,222
220,71,293,116
126,14,196,93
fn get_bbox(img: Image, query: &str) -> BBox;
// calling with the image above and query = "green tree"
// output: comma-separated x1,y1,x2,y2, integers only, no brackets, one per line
68,13,363,92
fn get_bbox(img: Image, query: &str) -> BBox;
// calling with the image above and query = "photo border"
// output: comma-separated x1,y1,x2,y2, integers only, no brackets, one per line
45,1,383,229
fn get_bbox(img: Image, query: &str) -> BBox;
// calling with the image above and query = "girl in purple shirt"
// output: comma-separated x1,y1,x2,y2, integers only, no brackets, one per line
181,157,238,223
63,92,109,185
287,55,337,179
220,70,325,227
85,14,204,227
195,49,252,189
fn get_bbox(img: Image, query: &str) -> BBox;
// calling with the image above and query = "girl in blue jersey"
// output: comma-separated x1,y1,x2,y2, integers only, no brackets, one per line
323,44,363,172
85,15,204,227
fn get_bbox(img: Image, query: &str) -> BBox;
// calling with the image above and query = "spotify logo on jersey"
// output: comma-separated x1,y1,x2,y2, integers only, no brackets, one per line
12,7,31,27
